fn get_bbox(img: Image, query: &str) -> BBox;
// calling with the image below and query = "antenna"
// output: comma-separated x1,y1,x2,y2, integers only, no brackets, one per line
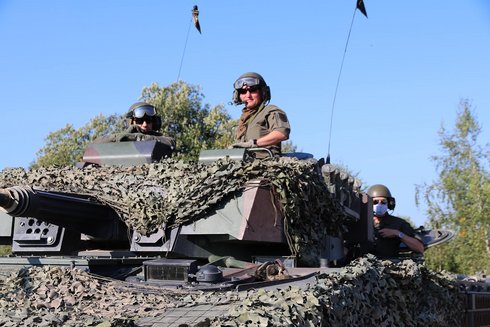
176,5,202,83
176,17,193,83
326,1,368,164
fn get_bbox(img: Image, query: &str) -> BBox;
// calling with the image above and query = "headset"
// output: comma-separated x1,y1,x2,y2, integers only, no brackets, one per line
387,197,396,210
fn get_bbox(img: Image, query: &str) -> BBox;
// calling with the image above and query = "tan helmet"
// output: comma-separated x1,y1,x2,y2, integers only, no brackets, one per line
232,72,271,105
367,184,396,210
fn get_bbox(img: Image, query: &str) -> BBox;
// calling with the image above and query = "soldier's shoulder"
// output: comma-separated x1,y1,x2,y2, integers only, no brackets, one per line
387,214,405,222
265,104,285,113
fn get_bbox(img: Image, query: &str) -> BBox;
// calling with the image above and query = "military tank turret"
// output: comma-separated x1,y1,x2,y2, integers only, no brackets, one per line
0,139,374,280
0,140,452,283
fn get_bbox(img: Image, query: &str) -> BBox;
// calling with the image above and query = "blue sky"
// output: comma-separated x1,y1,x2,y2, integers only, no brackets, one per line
1,1,489,227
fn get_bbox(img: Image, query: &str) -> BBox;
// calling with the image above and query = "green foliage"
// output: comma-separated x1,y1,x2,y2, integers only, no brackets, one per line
32,114,123,168
417,100,490,274
0,245,11,256
140,81,234,160
282,140,297,153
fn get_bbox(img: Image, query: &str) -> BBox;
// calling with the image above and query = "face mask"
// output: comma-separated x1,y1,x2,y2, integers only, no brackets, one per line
373,203,388,216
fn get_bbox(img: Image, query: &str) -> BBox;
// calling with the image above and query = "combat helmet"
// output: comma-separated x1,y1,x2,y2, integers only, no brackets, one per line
366,184,396,210
232,72,271,105
125,102,162,131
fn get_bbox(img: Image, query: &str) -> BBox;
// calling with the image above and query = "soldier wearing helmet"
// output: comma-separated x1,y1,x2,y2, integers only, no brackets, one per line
95,102,175,150
124,102,163,135
367,184,424,258
231,72,290,158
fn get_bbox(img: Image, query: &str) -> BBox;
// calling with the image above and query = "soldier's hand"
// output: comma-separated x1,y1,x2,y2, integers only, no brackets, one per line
231,140,255,148
378,228,399,238
125,125,140,133
115,133,133,142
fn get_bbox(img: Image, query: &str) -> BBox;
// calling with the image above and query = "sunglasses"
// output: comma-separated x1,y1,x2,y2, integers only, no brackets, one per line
237,85,260,95
134,116,153,124
373,199,388,205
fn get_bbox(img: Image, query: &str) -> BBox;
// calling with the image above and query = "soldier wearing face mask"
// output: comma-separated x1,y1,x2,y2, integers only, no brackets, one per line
367,184,424,259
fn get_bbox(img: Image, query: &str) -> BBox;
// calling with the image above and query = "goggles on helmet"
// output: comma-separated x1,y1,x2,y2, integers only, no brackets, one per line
132,105,156,118
234,77,261,90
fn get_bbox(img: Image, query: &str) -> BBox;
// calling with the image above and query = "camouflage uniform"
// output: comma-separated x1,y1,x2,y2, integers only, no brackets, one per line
237,102,290,157
372,214,420,259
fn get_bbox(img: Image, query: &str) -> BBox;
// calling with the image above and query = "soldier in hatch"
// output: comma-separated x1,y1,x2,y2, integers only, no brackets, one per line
231,72,290,158
95,102,175,150
367,184,424,259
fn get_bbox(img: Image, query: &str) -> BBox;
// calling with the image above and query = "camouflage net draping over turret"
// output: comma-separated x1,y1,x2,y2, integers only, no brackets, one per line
0,158,347,264
207,255,464,327
0,256,463,326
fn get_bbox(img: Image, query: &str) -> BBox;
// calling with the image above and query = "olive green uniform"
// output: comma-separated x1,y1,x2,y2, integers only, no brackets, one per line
237,103,290,157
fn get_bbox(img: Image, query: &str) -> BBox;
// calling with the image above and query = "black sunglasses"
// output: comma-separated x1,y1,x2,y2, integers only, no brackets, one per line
237,85,260,95
134,116,152,124
373,199,388,205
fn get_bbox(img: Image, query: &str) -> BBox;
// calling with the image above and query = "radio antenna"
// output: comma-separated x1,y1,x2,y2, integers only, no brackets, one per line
326,0,367,164
176,5,202,83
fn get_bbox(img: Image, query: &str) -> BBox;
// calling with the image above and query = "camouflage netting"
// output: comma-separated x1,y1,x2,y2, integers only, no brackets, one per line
0,256,463,326
206,255,464,327
0,265,190,326
0,158,348,265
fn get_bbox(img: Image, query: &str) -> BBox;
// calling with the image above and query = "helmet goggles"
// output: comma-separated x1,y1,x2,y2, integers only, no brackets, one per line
133,105,156,118
234,77,261,90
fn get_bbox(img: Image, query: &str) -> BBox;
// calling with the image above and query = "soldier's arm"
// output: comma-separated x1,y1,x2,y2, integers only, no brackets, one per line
260,108,290,146
399,233,424,254
93,134,118,143
378,228,425,254
256,130,288,147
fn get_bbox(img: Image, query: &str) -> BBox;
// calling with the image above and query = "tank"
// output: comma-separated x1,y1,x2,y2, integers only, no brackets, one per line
1,140,484,327
0,140,454,274
0,140,368,276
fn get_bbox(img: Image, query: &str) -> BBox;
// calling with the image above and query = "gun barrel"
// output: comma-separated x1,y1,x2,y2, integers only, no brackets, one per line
0,186,123,239
0,189,14,209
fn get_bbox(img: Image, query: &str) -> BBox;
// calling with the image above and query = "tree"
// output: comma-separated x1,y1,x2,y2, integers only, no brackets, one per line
32,114,123,168
140,81,234,159
416,100,490,274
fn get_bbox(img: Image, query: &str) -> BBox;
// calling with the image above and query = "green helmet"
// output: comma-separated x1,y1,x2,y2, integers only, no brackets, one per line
367,184,396,210
367,184,392,198
232,72,271,105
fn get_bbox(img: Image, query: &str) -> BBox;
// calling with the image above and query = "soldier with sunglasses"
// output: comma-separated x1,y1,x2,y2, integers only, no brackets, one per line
95,102,175,150
367,184,424,258
231,72,290,158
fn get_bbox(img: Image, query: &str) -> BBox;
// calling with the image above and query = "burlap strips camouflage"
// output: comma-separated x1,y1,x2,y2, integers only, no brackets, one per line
0,255,462,326
1,158,346,265
0,160,463,326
